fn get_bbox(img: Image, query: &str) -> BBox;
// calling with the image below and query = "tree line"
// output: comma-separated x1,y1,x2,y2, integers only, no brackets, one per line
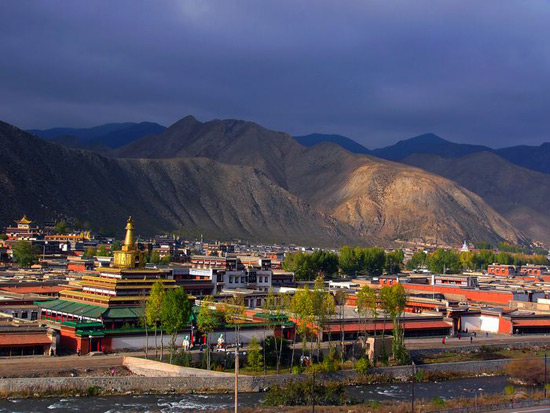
406,249,550,274
283,247,405,280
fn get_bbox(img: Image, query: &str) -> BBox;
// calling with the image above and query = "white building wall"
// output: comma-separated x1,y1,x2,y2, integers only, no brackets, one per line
110,332,189,351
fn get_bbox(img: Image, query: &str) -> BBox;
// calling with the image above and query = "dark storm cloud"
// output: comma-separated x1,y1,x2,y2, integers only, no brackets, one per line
1,1,550,147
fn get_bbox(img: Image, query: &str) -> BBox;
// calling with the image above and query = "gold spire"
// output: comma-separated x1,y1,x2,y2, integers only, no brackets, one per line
123,216,135,251
113,216,144,269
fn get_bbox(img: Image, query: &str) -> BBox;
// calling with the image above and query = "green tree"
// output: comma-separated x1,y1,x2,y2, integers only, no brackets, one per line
474,241,493,250
290,286,315,362
111,241,122,251
54,220,70,235
96,246,110,257
161,287,192,364
197,296,223,370
283,251,316,281
247,337,263,372
0,233,8,241
473,249,496,270
460,251,475,271
12,241,38,267
406,251,427,270
496,251,513,265
427,249,461,273
356,285,377,349
338,246,361,275
149,251,161,264
310,250,339,277
83,247,97,258
160,255,172,265
385,249,404,274
363,247,386,275
311,277,335,359
146,281,166,360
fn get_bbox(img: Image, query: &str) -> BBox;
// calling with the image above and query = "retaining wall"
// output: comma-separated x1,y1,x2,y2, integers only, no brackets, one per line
0,357,518,397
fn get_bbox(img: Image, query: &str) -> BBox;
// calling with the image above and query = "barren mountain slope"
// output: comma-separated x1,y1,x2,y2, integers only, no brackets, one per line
116,116,526,245
403,152,550,243
286,144,524,244
0,121,354,245
115,116,301,187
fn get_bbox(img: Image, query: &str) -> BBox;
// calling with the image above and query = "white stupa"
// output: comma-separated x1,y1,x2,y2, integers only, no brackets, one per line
460,240,470,252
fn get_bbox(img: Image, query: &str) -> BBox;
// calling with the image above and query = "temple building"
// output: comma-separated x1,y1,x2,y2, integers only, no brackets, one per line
5,216,42,241
37,217,177,354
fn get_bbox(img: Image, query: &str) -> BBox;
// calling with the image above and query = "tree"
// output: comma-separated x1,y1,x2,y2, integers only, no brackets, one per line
161,287,192,364
496,251,513,265
111,241,122,251
379,284,408,364
83,247,97,258
356,285,377,349
334,289,348,358
160,255,171,265
363,247,386,275
283,250,338,281
146,281,166,360
406,251,427,270
197,296,223,370
311,277,335,359
12,241,38,267
283,251,316,281
460,251,475,271
247,337,263,372
385,249,404,274
290,286,314,363
338,246,361,275
149,251,161,264
96,246,110,257
54,220,70,235
474,249,496,271
427,249,461,273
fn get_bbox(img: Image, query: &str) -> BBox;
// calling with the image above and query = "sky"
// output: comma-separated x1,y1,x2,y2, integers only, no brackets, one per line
1,1,550,148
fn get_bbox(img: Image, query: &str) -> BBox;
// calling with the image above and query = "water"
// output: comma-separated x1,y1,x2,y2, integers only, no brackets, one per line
0,376,520,412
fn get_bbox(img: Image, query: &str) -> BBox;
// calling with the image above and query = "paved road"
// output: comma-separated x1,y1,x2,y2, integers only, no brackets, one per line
406,333,550,350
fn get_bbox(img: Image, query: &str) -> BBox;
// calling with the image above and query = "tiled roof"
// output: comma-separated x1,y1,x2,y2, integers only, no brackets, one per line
0,333,51,346
512,319,550,327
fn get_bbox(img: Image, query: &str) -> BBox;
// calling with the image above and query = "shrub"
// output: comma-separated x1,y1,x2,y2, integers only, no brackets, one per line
172,351,192,367
355,357,371,375
505,358,545,385
247,337,263,372
263,379,347,406
292,365,304,374
431,396,446,407
504,385,515,396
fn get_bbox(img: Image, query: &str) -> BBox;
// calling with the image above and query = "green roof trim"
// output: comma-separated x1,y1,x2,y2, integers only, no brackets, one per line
37,299,147,321
61,320,103,329
37,299,106,319
75,329,105,337
103,307,143,319
254,313,289,321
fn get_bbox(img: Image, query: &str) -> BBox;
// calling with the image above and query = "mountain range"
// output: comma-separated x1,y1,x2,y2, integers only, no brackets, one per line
290,132,550,243
0,117,525,246
28,122,166,152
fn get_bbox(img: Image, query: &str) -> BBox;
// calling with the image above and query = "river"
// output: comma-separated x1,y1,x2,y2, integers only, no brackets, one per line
0,375,522,412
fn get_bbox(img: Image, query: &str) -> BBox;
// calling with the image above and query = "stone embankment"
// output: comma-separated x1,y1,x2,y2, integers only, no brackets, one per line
0,356,516,398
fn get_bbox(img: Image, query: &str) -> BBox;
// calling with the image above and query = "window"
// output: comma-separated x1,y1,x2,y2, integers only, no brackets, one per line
229,276,233,283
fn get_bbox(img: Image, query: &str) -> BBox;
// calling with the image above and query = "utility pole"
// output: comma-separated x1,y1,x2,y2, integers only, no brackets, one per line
235,344,239,412
545,353,547,398
311,368,315,413
411,361,416,412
